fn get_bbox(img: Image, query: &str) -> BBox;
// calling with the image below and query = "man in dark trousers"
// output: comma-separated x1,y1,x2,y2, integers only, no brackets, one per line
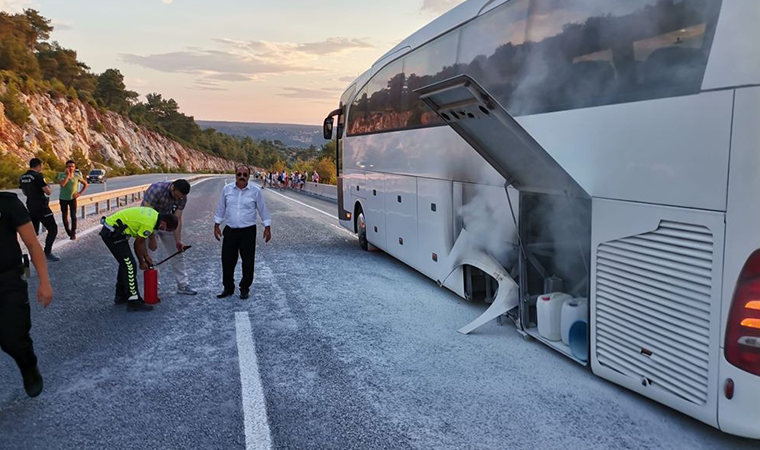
100,206,178,312
214,165,272,300
19,158,59,261
0,191,54,397
56,159,89,240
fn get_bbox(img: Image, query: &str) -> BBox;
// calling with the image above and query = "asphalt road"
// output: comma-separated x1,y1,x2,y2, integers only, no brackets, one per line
0,178,757,450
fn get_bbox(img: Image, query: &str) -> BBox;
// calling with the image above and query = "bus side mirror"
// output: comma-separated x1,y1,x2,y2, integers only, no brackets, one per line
323,117,334,140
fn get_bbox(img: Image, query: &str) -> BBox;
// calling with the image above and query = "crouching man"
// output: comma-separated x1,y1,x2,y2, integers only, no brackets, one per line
100,207,178,312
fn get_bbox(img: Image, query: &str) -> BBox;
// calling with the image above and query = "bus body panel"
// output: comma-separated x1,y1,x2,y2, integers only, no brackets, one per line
518,91,734,212
344,128,505,186
590,198,726,428
718,86,760,438
365,172,387,251
417,178,455,280
703,0,760,90
384,174,419,267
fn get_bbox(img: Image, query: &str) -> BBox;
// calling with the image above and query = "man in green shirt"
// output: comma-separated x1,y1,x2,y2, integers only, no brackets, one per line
100,207,178,312
57,160,89,240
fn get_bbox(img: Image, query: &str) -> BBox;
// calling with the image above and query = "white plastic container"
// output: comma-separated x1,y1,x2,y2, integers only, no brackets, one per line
537,292,572,341
561,297,589,345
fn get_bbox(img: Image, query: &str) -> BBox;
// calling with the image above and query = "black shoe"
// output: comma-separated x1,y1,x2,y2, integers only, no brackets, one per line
45,253,60,262
217,290,234,299
114,296,128,305
240,289,250,300
126,299,153,312
21,366,43,398
70,233,76,240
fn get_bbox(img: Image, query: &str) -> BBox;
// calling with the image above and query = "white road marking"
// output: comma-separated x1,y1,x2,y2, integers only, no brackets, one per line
49,176,218,252
235,311,273,450
265,189,335,218
265,189,357,239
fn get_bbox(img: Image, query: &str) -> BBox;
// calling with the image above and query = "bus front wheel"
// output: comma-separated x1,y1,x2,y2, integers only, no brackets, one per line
356,209,369,251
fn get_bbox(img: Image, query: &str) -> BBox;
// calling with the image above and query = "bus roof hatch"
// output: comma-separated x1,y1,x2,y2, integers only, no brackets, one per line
416,75,587,198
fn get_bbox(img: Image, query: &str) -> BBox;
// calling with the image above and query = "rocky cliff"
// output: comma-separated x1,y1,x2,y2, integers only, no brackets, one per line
0,88,235,173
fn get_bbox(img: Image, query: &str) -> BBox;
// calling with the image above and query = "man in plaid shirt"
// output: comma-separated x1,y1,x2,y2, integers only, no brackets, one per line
141,179,196,295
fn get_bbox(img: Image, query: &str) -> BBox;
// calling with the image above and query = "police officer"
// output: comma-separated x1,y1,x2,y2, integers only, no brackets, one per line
100,206,178,312
19,158,59,261
0,191,54,397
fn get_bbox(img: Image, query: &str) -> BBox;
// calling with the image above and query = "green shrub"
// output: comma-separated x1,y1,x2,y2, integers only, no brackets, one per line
0,152,25,189
0,83,31,126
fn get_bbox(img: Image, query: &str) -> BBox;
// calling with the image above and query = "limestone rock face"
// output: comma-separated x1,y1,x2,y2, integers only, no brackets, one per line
0,88,234,172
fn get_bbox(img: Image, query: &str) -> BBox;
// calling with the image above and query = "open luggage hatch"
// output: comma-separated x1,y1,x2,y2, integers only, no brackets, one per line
415,74,587,198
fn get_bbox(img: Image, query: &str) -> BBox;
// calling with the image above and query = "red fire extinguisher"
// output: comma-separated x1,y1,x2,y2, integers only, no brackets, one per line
144,245,191,305
144,268,159,304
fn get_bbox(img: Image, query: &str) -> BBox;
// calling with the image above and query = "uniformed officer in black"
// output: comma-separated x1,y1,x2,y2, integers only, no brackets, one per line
0,192,54,397
19,158,60,261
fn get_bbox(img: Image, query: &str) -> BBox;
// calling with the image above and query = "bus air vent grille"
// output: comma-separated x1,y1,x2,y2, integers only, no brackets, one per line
595,220,713,405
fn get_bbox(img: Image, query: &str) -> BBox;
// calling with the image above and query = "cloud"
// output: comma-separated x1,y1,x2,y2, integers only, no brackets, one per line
0,0,30,13
278,87,343,100
51,20,73,31
215,36,373,60
420,0,465,14
162,0,173,3
121,48,318,78
338,76,357,83
122,36,374,91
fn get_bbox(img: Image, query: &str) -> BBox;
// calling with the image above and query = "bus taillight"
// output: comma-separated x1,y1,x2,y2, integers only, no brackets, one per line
725,250,760,376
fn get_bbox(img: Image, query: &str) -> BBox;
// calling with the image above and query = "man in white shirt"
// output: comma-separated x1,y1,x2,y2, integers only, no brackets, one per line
214,165,272,299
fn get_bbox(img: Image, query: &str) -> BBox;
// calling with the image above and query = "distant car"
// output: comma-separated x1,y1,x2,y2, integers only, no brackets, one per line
87,169,107,183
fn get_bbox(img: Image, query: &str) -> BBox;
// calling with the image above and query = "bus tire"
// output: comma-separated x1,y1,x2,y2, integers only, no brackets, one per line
356,208,369,251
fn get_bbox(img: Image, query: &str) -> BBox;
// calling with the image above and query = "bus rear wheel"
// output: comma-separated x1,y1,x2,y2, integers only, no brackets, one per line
357,209,369,251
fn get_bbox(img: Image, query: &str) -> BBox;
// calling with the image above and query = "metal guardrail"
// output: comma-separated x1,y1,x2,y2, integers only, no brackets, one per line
48,175,206,219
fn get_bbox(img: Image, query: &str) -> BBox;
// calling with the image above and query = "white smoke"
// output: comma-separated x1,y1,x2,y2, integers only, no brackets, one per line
458,185,519,270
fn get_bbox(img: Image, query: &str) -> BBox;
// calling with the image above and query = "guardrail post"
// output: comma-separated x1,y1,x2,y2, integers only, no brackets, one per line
106,199,111,211
95,202,100,215
81,205,86,219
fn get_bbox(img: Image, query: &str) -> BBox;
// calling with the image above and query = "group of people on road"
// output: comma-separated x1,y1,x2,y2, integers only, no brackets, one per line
1,159,272,398
261,169,319,191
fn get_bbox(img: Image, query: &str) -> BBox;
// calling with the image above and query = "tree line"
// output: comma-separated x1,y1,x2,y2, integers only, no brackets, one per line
0,9,333,184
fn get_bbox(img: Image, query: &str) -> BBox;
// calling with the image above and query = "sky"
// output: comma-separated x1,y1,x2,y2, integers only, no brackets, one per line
0,0,466,125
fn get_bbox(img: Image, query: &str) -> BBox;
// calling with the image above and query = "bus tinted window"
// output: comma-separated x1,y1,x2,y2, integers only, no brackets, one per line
403,31,459,128
457,0,530,114
348,0,721,136
460,0,722,116
348,86,369,135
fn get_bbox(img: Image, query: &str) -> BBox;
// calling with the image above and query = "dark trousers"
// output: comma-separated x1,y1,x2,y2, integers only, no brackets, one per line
100,227,141,301
0,269,37,373
60,199,77,237
222,225,257,292
29,206,57,254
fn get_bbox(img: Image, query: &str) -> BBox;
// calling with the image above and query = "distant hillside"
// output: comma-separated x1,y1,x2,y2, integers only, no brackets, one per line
198,121,328,149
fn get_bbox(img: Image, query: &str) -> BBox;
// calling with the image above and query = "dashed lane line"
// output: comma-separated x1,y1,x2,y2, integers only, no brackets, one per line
235,311,273,450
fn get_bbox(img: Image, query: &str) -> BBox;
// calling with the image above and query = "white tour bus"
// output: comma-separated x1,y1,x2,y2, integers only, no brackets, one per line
323,0,760,438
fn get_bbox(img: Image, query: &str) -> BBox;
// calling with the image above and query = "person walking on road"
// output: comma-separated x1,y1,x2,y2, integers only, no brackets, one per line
56,160,89,240
214,165,272,300
0,192,53,397
19,158,59,262
141,179,197,295
100,207,179,312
